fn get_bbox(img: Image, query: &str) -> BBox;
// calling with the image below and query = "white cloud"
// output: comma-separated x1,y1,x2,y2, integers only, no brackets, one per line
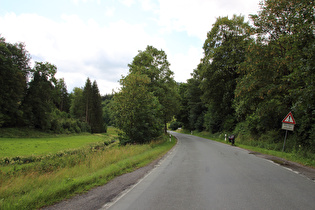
0,0,261,94
168,46,203,83
120,0,135,7
157,0,260,40
71,0,101,5
139,0,158,11
105,6,115,17
0,12,165,94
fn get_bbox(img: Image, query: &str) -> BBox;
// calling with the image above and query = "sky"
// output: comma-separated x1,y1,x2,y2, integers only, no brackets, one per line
0,0,261,95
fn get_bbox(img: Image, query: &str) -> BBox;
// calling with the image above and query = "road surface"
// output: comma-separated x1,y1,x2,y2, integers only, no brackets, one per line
104,131,315,210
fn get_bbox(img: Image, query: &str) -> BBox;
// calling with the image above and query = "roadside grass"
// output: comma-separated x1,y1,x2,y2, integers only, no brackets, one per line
0,135,111,158
0,128,176,209
177,129,315,168
0,127,120,158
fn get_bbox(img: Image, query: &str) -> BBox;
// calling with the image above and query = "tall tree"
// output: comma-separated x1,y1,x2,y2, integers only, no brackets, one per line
177,66,207,131
90,80,106,133
22,62,57,130
128,45,179,133
199,15,252,132
70,87,85,121
187,68,207,131
83,78,93,124
111,71,162,144
0,37,31,127
235,0,315,139
55,78,70,113
102,94,114,126
175,83,190,130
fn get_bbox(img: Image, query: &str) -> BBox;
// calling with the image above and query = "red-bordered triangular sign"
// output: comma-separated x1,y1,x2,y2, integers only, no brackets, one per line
282,112,296,124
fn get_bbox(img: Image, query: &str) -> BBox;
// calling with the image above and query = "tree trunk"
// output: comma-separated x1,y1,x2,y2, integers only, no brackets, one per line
164,120,167,134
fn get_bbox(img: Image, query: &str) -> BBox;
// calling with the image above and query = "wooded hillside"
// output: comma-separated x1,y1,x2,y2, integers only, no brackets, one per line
175,0,314,153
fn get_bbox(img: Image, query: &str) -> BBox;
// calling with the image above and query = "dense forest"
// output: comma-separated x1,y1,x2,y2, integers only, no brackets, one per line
0,37,106,133
174,0,314,153
1,0,314,153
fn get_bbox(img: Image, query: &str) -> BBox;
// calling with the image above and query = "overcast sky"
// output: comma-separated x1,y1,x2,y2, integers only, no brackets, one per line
0,0,261,95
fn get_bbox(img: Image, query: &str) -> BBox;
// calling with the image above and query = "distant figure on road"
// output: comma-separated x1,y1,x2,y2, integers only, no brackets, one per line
228,135,235,146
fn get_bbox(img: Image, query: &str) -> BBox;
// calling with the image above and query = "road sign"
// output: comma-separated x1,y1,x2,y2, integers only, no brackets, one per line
282,112,296,124
282,123,294,131
281,112,296,152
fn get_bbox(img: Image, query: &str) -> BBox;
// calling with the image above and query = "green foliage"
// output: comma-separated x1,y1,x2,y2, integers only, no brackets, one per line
102,94,114,126
50,108,90,134
111,72,163,144
69,80,106,133
83,78,93,124
80,78,106,133
22,62,57,130
176,68,207,131
169,121,182,131
90,81,106,133
234,0,315,151
0,37,30,127
128,46,180,133
177,0,314,157
55,78,70,113
0,36,104,135
199,15,252,133
111,45,179,144
70,87,85,121
175,83,190,129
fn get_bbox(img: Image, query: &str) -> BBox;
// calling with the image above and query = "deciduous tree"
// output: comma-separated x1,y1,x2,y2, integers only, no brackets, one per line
111,71,162,144
235,0,315,150
200,15,252,132
128,46,179,133
22,62,57,130
0,37,31,127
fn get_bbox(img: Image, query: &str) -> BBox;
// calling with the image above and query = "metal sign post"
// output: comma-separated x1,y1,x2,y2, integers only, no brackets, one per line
282,130,288,152
281,112,296,152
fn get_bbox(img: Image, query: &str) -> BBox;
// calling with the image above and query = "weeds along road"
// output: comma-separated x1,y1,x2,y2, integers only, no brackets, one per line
104,131,315,210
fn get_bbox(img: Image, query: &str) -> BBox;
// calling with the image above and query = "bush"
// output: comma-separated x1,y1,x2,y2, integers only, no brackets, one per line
169,121,181,130
80,122,91,133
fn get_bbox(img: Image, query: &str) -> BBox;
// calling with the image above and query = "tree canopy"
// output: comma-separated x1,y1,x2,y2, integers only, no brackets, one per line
128,46,179,133
199,15,252,132
111,46,178,144
0,36,107,134
0,37,30,127
175,0,314,153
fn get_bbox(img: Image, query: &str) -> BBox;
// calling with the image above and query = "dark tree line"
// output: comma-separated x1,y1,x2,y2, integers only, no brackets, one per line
0,36,106,133
175,0,315,153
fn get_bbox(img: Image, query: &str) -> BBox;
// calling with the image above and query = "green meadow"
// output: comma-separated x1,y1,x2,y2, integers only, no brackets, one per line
0,127,176,209
0,135,109,158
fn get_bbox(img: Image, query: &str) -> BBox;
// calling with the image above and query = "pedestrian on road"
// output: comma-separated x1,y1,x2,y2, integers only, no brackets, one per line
228,135,235,146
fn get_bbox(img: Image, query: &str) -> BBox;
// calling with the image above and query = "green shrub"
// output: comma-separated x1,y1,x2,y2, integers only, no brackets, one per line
169,121,181,130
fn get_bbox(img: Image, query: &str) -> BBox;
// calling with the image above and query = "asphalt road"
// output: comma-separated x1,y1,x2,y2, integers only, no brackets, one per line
104,131,315,210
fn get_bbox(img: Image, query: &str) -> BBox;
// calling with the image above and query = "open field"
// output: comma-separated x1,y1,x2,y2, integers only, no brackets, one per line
0,128,177,209
0,135,111,158
0,127,120,158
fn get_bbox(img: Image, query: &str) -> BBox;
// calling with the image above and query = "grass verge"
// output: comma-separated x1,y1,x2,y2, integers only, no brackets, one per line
177,129,315,168
0,130,177,209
